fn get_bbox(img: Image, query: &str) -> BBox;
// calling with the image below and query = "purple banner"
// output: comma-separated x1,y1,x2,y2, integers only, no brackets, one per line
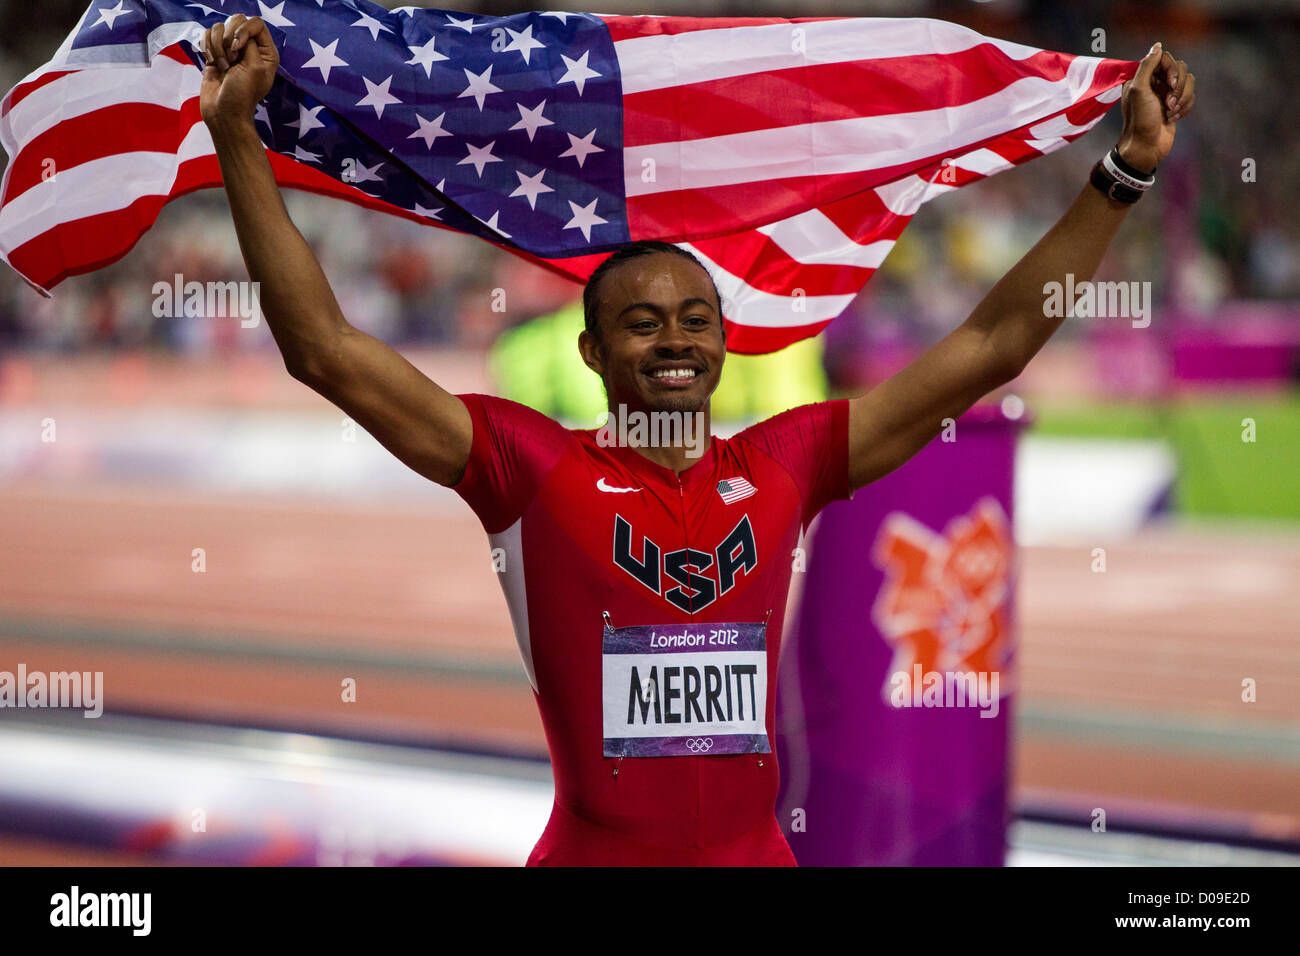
776,403,1025,865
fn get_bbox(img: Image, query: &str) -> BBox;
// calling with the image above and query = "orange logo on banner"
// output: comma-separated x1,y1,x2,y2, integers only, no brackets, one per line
870,497,1014,699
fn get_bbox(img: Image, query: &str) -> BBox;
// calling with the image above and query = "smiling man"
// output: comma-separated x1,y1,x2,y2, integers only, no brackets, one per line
203,15,1193,865
584,245,724,463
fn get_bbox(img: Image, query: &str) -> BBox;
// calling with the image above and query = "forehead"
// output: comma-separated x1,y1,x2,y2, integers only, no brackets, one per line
598,252,717,315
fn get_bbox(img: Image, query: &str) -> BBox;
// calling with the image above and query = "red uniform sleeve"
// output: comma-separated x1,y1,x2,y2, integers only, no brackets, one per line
451,394,573,534
735,399,853,529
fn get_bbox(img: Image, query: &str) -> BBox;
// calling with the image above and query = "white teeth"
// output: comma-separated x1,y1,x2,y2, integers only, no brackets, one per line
652,369,696,379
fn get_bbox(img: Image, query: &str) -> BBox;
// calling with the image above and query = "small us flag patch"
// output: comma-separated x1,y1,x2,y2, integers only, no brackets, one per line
717,477,757,504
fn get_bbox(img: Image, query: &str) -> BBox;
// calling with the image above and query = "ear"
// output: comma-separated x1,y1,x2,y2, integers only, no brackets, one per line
578,328,605,377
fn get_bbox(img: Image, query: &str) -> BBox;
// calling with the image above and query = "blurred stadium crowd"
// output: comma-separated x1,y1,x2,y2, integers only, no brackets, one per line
1,0,1297,397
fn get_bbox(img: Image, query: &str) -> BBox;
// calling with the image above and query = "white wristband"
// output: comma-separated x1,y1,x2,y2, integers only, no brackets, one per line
1101,149,1155,191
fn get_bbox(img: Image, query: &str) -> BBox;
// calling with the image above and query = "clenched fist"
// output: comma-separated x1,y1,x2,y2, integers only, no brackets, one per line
1116,42,1196,174
200,15,280,131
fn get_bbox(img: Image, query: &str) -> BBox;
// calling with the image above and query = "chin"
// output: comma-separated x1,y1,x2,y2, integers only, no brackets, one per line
647,391,707,415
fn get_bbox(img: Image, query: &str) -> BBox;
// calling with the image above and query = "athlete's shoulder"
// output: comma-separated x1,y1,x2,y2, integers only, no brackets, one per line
458,392,564,433
731,400,852,523
733,399,849,457
452,394,580,532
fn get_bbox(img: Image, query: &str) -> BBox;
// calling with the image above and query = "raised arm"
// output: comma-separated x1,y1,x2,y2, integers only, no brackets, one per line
202,15,472,486
847,43,1194,491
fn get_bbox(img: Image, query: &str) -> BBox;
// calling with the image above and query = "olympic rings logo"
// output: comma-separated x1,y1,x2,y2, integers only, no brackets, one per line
685,738,714,752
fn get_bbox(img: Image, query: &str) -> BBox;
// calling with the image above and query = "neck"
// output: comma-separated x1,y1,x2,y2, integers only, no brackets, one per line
604,401,712,475
630,436,713,474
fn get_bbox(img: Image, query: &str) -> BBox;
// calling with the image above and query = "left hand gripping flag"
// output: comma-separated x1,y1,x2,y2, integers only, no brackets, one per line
0,0,1137,353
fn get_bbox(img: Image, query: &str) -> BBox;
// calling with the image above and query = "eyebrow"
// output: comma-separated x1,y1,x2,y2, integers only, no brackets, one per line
616,297,717,321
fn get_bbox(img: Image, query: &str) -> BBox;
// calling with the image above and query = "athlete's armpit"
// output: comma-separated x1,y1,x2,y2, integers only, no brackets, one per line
295,326,473,488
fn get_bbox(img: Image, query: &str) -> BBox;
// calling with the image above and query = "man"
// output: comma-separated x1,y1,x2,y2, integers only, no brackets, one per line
202,15,1193,865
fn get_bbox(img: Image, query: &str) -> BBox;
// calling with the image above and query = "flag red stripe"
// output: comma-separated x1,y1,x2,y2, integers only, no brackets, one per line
158,44,197,66
5,149,450,292
622,48,1083,147
687,229,873,297
6,161,214,292
3,100,203,202
1,69,77,117
1063,92,1121,127
626,162,937,242
722,317,833,355
812,187,909,245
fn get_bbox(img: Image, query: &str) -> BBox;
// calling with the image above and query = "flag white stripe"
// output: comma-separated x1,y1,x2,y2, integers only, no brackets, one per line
2,55,200,158
949,147,1018,177
613,17,1043,96
866,133,1066,220
53,17,204,67
755,210,893,270
625,58,1100,197
1027,110,1100,141
0,122,213,254
147,21,206,61
680,241,857,329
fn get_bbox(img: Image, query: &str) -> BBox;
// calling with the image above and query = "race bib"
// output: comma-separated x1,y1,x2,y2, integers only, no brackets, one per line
602,620,770,758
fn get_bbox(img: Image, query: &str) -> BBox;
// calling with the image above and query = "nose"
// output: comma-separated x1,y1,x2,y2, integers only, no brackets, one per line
654,317,693,355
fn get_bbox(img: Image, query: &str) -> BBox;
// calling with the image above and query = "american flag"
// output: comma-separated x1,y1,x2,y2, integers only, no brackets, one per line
717,477,755,505
0,0,1137,353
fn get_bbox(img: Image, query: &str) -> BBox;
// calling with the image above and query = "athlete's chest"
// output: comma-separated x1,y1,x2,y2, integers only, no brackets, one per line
530,440,803,614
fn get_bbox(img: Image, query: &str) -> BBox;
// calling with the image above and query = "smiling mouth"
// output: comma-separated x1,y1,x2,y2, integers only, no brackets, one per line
646,367,700,382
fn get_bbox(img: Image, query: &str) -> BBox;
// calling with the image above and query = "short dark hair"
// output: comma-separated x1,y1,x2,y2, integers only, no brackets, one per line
582,241,724,339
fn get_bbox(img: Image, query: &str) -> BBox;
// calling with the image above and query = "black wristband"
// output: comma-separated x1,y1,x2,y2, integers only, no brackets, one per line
1090,146,1155,205
1090,160,1145,204
1108,147,1157,181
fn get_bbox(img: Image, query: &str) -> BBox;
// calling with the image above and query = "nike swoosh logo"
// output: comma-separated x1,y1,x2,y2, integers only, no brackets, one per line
597,478,642,493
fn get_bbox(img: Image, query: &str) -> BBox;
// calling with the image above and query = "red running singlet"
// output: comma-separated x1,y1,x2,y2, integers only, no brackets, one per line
452,394,852,866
